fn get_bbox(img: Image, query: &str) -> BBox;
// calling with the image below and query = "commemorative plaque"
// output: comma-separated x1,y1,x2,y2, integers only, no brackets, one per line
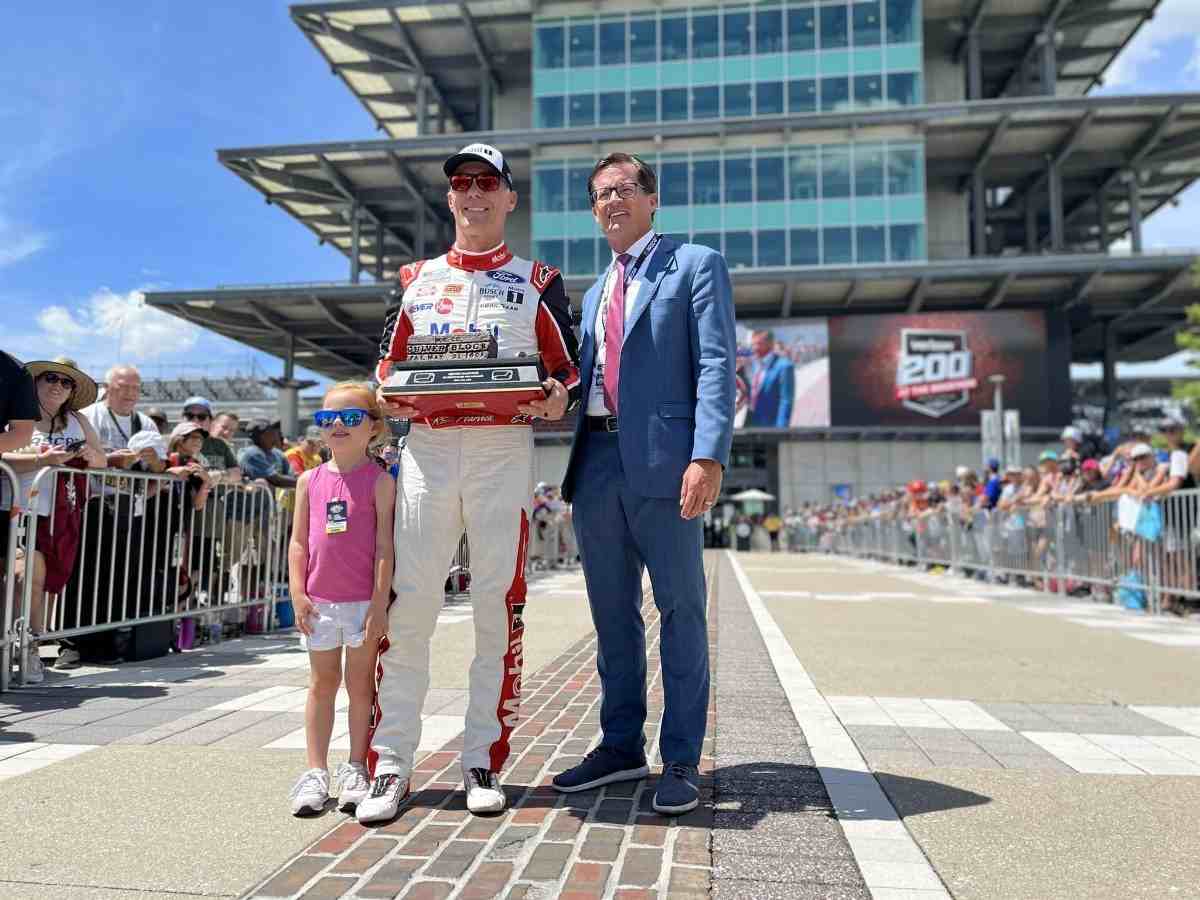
381,333,547,420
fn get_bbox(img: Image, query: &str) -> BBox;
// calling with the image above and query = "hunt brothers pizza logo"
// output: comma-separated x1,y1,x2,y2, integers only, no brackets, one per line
894,328,978,418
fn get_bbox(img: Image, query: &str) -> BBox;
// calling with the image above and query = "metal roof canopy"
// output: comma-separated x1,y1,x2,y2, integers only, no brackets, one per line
290,0,1162,137
143,252,1199,382
216,93,1200,281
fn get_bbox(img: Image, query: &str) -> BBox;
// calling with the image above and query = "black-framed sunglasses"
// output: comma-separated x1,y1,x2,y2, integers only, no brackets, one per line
589,182,641,205
183,410,211,422
39,371,77,391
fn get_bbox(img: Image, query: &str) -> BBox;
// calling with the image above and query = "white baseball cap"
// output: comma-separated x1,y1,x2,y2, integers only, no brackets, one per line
127,430,168,460
1130,442,1155,459
955,465,971,479
1060,426,1082,443
443,143,513,187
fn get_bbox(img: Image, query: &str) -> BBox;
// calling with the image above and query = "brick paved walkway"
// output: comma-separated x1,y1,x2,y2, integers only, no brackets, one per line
248,567,719,900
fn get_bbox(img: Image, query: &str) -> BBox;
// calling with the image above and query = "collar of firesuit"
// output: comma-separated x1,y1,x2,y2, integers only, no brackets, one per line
447,243,513,272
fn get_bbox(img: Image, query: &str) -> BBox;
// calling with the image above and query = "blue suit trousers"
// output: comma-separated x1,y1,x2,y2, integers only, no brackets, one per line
570,430,710,766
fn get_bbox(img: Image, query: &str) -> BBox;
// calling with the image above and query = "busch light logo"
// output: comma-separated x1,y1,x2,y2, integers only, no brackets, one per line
436,297,454,315
894,328,977,418
488,270,522,283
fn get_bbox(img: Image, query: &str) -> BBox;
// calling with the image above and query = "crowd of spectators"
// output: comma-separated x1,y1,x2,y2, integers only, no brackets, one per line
0,352,344,683
529,483,577,570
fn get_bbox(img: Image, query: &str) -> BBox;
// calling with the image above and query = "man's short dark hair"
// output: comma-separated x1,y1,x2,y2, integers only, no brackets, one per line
588,153,657,204
753,328,776,343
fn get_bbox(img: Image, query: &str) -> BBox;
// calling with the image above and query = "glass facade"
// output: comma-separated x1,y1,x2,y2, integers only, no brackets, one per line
532,141,926,276
533,1,923,129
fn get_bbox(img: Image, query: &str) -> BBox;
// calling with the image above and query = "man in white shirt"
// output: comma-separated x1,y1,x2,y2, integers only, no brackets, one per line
81,365,163,472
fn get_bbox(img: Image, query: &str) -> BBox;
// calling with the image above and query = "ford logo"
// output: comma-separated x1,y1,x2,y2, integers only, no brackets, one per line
488,270,522,283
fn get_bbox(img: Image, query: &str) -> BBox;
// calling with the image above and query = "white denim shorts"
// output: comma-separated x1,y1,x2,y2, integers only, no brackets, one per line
300,600,371,652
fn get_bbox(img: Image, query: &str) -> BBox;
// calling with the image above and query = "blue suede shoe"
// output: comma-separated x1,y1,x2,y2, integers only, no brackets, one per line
552,747,650,793
652,762,699,815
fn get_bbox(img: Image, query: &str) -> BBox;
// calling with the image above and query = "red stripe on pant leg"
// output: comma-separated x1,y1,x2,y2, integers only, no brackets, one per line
365,594,395,778
489,509,529,773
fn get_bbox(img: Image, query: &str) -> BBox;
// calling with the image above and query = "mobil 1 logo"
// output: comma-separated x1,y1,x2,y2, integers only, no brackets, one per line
894,328,978,418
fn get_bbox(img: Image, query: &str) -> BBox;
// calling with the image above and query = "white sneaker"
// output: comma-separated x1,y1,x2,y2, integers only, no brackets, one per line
288,768,330,816
356,773,410,824
24,643,44,685
54,647,81,670
464,767,506,815
334,761,370,812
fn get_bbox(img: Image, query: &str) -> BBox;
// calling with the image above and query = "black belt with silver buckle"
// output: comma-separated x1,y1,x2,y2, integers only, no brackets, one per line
586,415,619,433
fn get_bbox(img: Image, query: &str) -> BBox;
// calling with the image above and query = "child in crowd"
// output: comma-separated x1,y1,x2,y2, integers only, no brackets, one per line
286,382,395,816
166,421,212,511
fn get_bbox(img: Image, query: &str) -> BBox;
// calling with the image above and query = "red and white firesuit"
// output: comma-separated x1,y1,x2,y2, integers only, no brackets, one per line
369,243,581,781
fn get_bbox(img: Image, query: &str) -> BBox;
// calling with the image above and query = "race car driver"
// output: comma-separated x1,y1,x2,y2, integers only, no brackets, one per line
359,143,581,823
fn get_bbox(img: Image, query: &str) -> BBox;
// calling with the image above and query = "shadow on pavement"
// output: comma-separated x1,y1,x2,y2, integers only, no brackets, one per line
873,769,993,817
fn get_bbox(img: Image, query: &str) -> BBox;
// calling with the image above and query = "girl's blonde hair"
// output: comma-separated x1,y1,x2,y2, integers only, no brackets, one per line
323,381,386,446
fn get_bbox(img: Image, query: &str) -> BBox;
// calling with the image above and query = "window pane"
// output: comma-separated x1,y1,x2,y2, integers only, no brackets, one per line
630,89,657,122
596,238,610,267
821,146,851,198
819,3,848,49
661,161,690,206
534,167,566,212
536,25,565,68
854,145,885,196
757,81,784,115
788,78,817,114
569,94,595,127
756,8,784,53
693,85,720,119
854,74,883,108
569,22,596,67
599,91,627,124
724,157,753,203
726,231,754,268
568,165,593,211
887,72,920,106
857,225,886,262
666,232,688,246
535,240,565,270
756,155,785,201
852,1,881,46
663,87,689,121
693,13,719,58
887,146,920,195
823,227,852,264
820,76,850,112
630,17,657,63
694,232,722,252
662,16,688,60
599,20,626,66
890,223,924,260
788,6,816,51
724,83,752,117
885,0,918,43
693,159,722,204
568,238,595,274
790,228,820,265
759,229,787,266
723,10,751,56
789,147,819,200
536,96,565,128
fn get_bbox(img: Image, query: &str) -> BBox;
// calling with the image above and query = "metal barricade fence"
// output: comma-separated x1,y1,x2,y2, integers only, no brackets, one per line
1,462,23,692
9,465,284,688
824,490,1200,616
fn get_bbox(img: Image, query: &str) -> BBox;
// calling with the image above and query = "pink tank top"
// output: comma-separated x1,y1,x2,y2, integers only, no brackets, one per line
305,461,381,603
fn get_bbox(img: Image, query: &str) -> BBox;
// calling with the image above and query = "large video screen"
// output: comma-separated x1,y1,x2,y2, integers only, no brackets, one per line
826,310,1068,427
735,319,830,429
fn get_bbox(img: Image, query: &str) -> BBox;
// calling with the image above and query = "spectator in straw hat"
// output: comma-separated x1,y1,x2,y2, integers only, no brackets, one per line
0,357,105,681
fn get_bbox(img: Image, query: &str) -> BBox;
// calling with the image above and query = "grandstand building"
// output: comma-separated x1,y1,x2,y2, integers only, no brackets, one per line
147,0,1200,502
133,375,323,429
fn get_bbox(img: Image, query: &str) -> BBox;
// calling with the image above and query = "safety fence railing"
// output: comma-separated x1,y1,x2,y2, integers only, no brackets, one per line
1,462,24,692
4,465,288,689
822,489,1200,616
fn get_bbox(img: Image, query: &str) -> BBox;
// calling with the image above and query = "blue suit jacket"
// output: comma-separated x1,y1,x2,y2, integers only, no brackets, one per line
748,353,795,428
562,237,736,501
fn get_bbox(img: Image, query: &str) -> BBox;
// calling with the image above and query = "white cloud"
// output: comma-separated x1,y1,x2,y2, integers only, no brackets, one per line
1103,0,1200,90
35,287,201,362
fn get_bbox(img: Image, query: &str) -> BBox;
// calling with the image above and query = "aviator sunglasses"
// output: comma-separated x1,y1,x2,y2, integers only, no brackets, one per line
39,372,77,391
313,408,373,429
449,173,503,193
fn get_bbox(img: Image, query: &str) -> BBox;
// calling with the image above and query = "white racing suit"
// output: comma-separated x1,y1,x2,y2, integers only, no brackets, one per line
369,243,581,780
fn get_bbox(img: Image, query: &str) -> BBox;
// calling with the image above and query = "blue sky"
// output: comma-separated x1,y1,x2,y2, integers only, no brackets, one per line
1,0,1198,386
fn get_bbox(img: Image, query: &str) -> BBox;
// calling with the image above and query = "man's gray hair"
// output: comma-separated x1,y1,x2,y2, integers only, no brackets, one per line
105,364,141,384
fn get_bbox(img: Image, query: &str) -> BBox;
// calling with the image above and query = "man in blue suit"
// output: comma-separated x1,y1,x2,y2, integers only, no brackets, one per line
747,329,795,428
555,153,736,815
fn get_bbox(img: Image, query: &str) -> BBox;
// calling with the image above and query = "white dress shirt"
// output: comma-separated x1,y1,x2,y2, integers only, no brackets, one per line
586,229,656,416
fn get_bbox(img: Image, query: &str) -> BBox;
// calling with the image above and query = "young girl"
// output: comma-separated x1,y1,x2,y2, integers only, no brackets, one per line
287,382,395,816
166,421,212,511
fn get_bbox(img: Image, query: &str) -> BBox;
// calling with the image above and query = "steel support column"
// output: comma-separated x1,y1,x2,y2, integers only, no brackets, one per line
1102,323,1118,430
416,207,427,257
971,171,987,256
1127,171,1143,253
375,227,384,279
1097,189,1109,253
1047,159,1064,252
478,78,492,132
967,31,983,100
279,335,299,440
1038,30,1057,96
1025,197,1037,253
349,205,362,283
416,77,428,134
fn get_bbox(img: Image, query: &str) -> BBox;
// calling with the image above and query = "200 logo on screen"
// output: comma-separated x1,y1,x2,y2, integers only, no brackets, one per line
894,328,978,418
